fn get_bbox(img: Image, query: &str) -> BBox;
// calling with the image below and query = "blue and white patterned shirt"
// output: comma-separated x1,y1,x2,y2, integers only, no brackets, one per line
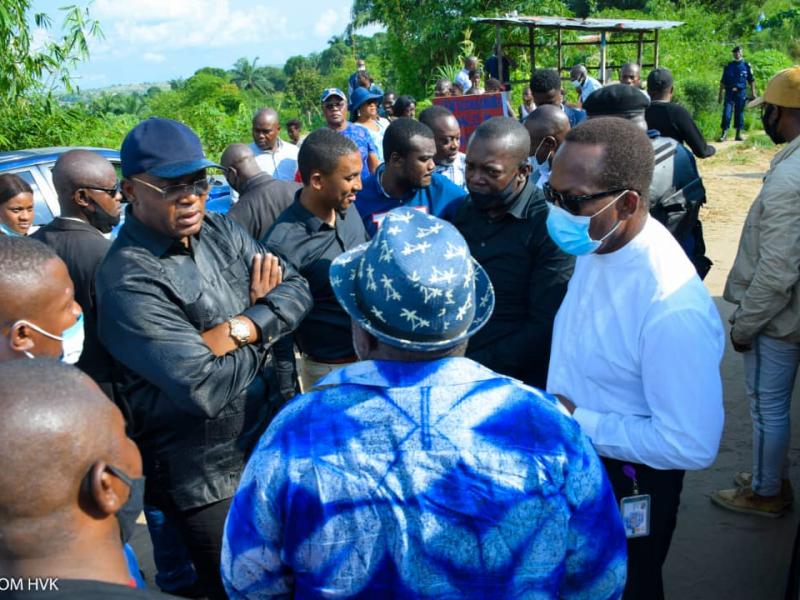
222,357,627,599
433,152,467,190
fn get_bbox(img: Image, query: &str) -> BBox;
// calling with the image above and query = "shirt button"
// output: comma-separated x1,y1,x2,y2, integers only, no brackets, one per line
481,242,486,247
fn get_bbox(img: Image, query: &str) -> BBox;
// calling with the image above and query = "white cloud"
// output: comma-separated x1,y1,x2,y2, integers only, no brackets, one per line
92,0,289,52
143,52,166,63
313,7,348,38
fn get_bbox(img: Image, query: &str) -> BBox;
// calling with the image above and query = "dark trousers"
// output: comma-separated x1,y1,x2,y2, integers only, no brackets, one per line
164,497,233,600
722,90,747,132
602,457,685,600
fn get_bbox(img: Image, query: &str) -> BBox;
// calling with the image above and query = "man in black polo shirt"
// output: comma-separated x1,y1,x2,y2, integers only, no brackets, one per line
265,129,368,391
95,117,312,600
32,150,120,398
222,143,300,241
453,117,574,388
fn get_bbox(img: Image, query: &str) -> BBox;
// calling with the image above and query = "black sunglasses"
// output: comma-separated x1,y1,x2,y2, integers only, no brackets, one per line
543,182,629,214
82,181,122,197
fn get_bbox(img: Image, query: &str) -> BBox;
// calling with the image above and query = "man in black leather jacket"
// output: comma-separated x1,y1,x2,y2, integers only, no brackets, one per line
95,117,312,600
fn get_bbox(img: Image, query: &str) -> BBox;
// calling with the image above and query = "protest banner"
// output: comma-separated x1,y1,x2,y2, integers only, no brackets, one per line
432,92,508,151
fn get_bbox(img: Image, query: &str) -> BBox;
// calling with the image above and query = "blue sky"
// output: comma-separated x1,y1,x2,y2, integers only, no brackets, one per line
31,0,382,89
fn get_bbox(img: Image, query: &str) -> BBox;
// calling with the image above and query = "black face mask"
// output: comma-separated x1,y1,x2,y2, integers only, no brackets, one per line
762,104,785,145
84,198,121,234
106,464,145,544
470,173,525,211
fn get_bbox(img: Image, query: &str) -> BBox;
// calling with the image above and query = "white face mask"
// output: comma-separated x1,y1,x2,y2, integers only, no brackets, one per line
11,313,85,364
570,79,582,89
531,138,553,189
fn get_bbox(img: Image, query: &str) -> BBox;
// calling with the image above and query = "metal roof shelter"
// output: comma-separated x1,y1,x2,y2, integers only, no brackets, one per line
471,16,684,85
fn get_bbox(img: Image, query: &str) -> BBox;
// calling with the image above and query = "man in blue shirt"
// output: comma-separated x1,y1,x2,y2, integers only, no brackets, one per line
221,207,627,599
321,87,379,178
718,45,756,141
530,68,587,128
355,118,466,236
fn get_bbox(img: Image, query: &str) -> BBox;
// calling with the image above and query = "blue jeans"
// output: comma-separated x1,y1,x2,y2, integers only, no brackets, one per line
143,504,198,593
744,335,800,496
721,90,746,132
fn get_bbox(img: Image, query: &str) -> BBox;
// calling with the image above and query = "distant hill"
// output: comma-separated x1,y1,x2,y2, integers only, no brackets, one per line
59,82,171,104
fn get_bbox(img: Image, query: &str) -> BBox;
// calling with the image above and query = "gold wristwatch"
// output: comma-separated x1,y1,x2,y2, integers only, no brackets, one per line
227,317,250,347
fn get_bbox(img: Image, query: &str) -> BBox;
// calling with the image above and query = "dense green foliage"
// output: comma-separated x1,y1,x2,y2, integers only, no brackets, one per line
0,0,795,155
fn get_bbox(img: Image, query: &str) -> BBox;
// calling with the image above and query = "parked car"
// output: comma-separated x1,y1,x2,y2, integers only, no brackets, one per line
0,147,233,234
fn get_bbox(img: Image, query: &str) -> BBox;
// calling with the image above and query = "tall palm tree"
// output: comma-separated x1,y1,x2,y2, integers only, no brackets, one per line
230,57,271,95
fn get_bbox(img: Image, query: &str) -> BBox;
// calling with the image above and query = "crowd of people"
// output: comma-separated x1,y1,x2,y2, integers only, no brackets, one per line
0,47,799,600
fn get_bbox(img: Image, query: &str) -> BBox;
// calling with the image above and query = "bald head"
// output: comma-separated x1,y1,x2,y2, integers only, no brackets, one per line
221,143,262,193
0,359,124,558
52,150,116,211
252,107,278,125
524,104,571,156
252,108,281,152
620,63,642,87
470,117,531,164
570,64,588,81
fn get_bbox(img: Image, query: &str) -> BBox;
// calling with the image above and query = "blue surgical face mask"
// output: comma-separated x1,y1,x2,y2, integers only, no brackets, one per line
12,313,85,364
570,79,582,89
545,190,628,256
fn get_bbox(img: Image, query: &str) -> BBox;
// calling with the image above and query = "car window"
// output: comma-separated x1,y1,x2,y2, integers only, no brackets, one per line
10,169,52,226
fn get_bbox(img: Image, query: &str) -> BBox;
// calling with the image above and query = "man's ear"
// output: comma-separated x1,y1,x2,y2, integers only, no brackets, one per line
85,462,125,517
121,180,136,205
618,190,642,220
7,322,34,354
73,189,90,208
309,170,324,192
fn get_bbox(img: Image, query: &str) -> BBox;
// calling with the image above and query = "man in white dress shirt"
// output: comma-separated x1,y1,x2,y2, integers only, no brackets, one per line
545,117,725,600
249,108,299,181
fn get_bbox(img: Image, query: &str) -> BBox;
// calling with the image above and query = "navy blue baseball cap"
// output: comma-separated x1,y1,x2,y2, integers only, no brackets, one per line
120,117,221,178
320,88,347,103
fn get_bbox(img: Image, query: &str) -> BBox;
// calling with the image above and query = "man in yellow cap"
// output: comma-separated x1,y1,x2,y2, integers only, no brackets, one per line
713,66,800,517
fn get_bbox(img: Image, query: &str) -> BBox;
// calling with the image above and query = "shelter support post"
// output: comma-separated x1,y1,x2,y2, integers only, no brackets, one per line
654,29,660,67
637,32,644,66
495,25,503,84
600,31,607,83
557,28,562,77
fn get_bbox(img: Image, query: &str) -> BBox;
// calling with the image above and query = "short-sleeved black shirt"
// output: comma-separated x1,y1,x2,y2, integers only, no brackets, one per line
265,194,369,361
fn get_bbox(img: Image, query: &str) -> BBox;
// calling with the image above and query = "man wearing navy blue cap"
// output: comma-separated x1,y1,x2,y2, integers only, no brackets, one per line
222,207,627,599
321,87,380,178
95,117,312,600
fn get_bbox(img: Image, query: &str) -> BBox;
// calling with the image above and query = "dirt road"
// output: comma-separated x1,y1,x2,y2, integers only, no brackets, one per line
664,140,800,600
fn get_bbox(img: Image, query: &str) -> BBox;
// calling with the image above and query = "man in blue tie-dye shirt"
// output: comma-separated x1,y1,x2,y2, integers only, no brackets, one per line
221,208,627,599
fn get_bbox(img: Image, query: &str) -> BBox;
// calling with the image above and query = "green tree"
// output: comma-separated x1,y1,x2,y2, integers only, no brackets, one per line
0,1,101,100
230,57,273,94
350,0,569,97
286,67,324,124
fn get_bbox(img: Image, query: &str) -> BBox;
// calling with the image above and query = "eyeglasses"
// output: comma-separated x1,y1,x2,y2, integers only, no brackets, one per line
82,181,122,197
323,101,345,110
131,177,211,202
543,182,629,214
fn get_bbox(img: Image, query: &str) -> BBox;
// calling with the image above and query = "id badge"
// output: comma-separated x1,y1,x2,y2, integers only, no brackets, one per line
620,494,651,538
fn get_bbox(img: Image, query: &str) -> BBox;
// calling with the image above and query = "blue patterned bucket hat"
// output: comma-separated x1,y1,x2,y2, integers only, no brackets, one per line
330,208,494,351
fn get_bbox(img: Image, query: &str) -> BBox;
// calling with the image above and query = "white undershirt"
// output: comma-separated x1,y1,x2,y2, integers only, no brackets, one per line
547,216,725,470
